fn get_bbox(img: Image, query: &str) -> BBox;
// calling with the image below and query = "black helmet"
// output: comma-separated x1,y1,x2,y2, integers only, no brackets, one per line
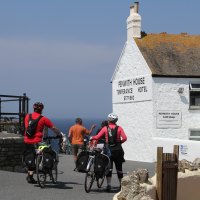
33,102,44,112
101,120,108,127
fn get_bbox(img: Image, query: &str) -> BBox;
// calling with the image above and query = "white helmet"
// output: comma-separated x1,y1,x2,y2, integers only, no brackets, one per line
107,113,118,123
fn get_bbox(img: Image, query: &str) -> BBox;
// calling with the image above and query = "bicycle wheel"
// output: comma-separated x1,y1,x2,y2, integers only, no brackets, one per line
97,174,105,188
51,162,58,184
36,155,46,188
84,162,95,193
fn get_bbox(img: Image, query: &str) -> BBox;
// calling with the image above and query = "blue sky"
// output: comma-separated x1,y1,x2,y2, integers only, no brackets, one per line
0,0,199,119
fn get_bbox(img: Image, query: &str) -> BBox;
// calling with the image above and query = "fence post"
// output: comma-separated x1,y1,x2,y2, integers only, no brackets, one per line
0,98,1,132
156,145,179,200
156,147,163,200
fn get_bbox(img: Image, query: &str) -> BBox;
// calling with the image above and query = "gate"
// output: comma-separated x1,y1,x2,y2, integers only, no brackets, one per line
157,145,179,200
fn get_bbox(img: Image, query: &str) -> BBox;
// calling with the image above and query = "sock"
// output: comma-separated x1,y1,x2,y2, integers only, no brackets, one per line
118,178,122,187
106,177,111,186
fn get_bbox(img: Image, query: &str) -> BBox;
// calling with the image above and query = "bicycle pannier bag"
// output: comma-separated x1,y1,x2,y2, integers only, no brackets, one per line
94,154,109,178
42,148,56,170
76,151,89,173
26,114,43,138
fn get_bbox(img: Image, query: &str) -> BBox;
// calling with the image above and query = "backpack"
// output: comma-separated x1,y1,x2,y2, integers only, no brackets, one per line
76,151,89,173
94,153,110,178
26,114,43,138
107,126,118,147
42,147,56,170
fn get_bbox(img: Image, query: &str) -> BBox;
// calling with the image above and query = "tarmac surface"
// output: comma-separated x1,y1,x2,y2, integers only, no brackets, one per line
0,154,155,200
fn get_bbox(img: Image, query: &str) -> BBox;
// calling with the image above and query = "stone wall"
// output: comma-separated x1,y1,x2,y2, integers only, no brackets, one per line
0,133,25,172
113,159,200,200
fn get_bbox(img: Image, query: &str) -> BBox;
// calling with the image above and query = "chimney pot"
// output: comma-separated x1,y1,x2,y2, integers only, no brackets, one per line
134,2,139,13
127,2,141,40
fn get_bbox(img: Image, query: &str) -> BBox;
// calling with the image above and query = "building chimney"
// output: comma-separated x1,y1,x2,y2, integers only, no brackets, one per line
127,2,141,40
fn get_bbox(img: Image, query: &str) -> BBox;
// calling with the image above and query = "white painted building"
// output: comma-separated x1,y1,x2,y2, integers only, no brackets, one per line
111,2,200,162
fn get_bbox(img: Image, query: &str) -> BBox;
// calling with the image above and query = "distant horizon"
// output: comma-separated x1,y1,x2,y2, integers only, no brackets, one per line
1,0,199,118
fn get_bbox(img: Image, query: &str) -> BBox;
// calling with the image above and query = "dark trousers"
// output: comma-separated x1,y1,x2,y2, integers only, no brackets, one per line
107,157,123,179
106,147,124,179
23,143,37,171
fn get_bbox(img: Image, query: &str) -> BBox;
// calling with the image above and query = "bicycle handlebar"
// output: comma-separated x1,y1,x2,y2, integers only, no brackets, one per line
43,135,62,140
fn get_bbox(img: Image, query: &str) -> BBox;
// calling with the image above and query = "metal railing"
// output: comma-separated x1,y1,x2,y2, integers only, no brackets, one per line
0,93,29,134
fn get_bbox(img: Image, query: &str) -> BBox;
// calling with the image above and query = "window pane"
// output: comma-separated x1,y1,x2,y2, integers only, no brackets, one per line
191,84,200,89
190,91,200,106
190,131,200,136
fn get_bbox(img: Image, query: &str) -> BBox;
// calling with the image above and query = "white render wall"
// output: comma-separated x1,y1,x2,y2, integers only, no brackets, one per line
112,40,151,81
114,101,154,162
153,77,200,139
112,39,200,162
112,39,154,162
152,77,200,162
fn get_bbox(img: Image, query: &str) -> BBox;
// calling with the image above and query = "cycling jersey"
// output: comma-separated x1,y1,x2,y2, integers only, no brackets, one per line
92,122,127,144
24,112,54,144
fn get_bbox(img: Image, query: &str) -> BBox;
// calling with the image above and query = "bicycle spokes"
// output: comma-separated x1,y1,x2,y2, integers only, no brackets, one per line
84,171,95,193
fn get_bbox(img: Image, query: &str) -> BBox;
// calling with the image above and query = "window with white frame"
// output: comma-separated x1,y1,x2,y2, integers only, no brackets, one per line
189,83,200,109
189,129,200,141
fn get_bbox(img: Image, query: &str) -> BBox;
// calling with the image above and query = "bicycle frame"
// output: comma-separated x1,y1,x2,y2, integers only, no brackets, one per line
84,141,109,193
86,154,94,170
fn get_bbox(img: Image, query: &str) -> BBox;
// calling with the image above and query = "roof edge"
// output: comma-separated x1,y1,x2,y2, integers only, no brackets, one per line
152,74,200,78
111,42,128,82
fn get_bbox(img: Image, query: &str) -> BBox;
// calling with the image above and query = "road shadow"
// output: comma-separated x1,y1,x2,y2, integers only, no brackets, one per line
34,181,83,189
89,186,120,194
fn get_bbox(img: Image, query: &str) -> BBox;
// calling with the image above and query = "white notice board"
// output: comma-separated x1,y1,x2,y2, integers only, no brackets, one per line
157,110,182,129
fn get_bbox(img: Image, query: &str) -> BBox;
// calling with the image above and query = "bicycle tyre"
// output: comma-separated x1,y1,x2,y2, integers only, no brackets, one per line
96,174,105,188
84,171,95,193
84,161,95,193
51,162,58,184
36,155,46,188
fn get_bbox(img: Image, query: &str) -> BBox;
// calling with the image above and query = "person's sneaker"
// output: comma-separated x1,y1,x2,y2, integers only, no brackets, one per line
26,175,37,184
106,185,111,192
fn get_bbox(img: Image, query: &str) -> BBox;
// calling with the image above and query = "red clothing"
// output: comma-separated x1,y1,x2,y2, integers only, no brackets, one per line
92,123,127,143
24,112,54,144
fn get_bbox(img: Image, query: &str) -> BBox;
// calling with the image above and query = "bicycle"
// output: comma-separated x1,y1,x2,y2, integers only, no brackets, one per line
35,136,60,188
84,141,110,193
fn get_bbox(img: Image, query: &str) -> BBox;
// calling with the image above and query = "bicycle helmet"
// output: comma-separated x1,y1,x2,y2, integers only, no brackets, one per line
107,113,118,123
33,102,44,112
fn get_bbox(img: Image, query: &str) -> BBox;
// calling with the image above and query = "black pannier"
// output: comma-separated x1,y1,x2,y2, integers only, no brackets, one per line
76,151,89,173
94,154,110,178
42,147,56,170
23,150,36,170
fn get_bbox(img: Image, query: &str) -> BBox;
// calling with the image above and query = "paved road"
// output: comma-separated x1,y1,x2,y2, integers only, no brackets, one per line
0,154,155,200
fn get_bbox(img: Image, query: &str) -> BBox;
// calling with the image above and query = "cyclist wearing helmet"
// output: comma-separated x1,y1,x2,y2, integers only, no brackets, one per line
24,102,62,184
91,113,127,192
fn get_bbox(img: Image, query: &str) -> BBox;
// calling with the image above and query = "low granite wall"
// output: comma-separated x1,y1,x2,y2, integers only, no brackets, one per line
113,159,200,200
0,132,25,172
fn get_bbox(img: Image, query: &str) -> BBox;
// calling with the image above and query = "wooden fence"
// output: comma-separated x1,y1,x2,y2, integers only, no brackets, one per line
156,145,179,200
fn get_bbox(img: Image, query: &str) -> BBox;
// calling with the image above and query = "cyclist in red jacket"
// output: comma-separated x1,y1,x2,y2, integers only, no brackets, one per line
24,102,62,184
91,113,127,192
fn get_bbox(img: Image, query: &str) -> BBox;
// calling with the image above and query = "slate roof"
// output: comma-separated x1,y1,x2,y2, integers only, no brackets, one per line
135,33,200,77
